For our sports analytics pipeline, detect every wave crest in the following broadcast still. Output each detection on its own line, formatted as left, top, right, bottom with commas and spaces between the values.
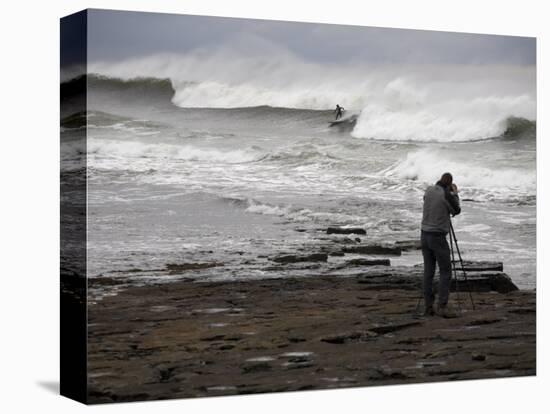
383, 148, 536, 199
87, 139, 260, 165
80, 54, 536, 142
352, 93, 535, 142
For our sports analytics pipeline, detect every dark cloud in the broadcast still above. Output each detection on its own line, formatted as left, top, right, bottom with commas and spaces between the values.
86, 8, 535, 65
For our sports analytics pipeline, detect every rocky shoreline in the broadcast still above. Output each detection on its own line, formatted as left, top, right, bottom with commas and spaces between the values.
87, 250, 536, 403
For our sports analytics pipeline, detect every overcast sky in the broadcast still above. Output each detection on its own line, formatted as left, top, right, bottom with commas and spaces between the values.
82, 8, 535, 66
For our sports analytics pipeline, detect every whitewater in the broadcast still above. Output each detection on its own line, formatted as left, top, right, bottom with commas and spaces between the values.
87, 53, 536, 142
61, 54, 536, 291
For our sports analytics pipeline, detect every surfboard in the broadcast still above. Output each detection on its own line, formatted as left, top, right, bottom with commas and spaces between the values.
328, 114, 357, 127
329, 119, 346, 126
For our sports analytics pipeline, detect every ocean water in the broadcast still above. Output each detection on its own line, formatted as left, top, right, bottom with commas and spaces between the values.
61, 62, 536, 291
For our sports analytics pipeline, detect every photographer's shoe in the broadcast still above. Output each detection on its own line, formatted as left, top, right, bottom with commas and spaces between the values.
423, 306, 435, 316
435, 305, 459, 319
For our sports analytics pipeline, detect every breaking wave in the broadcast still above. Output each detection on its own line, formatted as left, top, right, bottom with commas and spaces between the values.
63, 51, 536, 142
352, 93, 535, 142
221, 196, 367, 224
87, 139, 261, 165
383, 148, 536, 198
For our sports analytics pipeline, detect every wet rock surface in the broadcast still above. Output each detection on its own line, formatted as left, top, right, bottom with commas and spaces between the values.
165, 262, 224, 274
393, 240, 422, 251
271, 253, 328, 264
88, 271, 535, 403
327, 227, 367, 235
342, 245, 402, 255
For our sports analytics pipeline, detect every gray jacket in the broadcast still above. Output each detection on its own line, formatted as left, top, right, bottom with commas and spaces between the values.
421, 182, 461, 234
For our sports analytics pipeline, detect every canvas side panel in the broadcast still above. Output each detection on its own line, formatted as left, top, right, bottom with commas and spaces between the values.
60, 9, 88, 404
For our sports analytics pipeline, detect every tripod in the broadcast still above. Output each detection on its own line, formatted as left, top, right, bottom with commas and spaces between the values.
449, 221, 475, 310
415, 220, 475, 314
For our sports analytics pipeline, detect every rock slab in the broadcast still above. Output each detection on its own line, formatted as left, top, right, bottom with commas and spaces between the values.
87, 272, 535, 403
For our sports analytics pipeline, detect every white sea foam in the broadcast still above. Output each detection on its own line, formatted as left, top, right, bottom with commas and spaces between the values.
245, 202, 292, 217
244, 199, 317, 222
455, 223, 493, 233
384, 148, 536, 195
352, 93, 534, 142
88, 50, 535, 142
88, 122, 162, 136
240, 197, 373, 225
87, 139, 260, 165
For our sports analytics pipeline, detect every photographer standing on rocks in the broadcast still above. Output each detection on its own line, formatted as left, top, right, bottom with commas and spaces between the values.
421, 172, 461, 317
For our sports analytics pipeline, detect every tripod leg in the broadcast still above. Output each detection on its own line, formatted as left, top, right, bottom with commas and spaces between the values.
449, 227, 461, 311
450, 222, 476, 310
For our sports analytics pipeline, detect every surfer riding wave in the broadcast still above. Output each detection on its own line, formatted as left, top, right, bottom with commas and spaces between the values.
334, 104, 345, 120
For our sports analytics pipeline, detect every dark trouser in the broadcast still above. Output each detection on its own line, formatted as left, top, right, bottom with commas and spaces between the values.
421, 230, 452, 309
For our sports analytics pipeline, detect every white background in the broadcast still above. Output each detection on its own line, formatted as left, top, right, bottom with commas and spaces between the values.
0, 0, 548, 412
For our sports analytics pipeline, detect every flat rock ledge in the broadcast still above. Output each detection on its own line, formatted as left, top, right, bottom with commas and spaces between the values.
327, 227, 367, 235
271, 253, 328, 264
353, 265, 518, 294
87, 271, 535, 403
342, 245, 402, 255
